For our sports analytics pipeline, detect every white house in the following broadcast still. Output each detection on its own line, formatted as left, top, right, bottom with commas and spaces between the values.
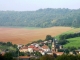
19, 46, 28, 52
28, 45, 35, 53
41, 45, 50, 52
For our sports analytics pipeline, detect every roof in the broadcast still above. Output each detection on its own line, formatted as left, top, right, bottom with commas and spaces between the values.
42, 45, 49, 49
20, 46, 28, 50
28, 45, 35, 48
1, 51, 5, 56
75, 49, 80, 52
33, 47, 39, 51
19, 56, 30, 58
55, 52, 64, 55
47, 51, 52, 53
39, 49, 44, 52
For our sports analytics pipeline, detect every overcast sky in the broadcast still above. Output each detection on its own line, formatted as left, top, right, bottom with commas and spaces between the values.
0, 0, 80, 11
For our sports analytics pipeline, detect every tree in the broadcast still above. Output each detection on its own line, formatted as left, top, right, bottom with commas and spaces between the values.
45, 35, 53, 41
40, 55, 54, 60
4, 52, 13, 60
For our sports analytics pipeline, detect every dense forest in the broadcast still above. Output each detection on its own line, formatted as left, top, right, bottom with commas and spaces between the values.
0, 8, 80, 28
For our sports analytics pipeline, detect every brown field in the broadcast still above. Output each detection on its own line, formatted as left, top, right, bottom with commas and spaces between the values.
0, 27, 72, 44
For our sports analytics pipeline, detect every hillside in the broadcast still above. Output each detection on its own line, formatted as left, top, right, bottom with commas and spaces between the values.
64, 37, 80, 48
55, 28, 80, 48
0, 27, 72, 44
0, 8, 80, 27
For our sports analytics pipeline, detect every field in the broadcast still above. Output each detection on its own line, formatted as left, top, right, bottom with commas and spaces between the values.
64, 37, 80, 48
0, 27, 72, 44
55, 28, 80, 40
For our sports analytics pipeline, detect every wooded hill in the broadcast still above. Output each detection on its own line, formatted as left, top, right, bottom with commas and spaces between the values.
0, 8, 80, 27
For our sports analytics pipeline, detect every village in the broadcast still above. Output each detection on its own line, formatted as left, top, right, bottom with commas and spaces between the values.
19, 38, 64, 55
18, 38, 64, 60
0, 36, 80, 60
18, 36, 80, 60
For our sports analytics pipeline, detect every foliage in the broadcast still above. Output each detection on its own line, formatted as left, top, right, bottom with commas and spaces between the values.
59, 32, 80, 40
0, 42, 17, 51
55, 54, 80, 60
0, 8, 80, 27
40, 54, 55, 60
58, 39, 69, 45
58, 32, 80, 45
45, 35, 53, 40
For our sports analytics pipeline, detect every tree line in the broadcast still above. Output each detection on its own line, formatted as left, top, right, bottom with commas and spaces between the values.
0, 42, 17, 48
0, 8, 80, 28
59, 32, 80, 40
1, 53, 80, 60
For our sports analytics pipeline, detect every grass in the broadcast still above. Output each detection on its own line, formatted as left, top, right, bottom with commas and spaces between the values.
0, 26, 41, 30
55, 28, 80, 40
0, 45, 16, 51
55, 28, 80, 48
64, 37, 80, 48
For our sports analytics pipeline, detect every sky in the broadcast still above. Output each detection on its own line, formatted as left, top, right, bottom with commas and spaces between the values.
0, 0, 80, 11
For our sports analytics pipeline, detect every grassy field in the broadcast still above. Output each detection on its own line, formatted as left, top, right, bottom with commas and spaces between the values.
55, 28, 80, 40
64, 37, 80, 48
0, 45, 16, 51
0, 27, 72, 44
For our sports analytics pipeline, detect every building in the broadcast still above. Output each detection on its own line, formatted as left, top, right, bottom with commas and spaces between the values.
28, 45, 35, 53
75, 49, 80, 54
41, 44, 50, 52
52, 39, 64, 55
19, 46, 28, 52
52, 39, 63, 52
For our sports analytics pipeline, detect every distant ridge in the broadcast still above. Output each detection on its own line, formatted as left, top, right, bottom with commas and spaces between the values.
0, 8, 80, 28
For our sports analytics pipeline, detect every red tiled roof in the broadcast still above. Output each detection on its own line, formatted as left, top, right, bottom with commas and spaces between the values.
33, 47, 39, 51
55, 52, 64, 55
28, 45, 35, 48
42, 45, 49, 49
20, 46, 28, 50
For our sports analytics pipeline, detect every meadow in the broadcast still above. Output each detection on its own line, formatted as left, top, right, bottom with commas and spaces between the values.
64, 37, 80, 48
55, 28, 80, 40
0, 27, 72, 44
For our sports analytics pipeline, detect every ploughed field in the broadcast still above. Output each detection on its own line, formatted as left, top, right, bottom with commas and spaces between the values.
0, 27, 72, 44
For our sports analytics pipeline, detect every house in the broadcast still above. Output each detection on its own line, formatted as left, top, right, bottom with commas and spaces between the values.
17, 44, 23, 49
39, 49, 45, 55
44, 41, 48, 44
69, 51, 74, 55
75, 49, 80, 54
46, 51, 53, 55
28, 45, 35, 53
19, 56, 30, 60
41, 45, 50, 52
35, 44, 40, 47
19, 46, 28, 52
0, 51, 5, 56
54, 52, 64, 56
33, 47, 39, 52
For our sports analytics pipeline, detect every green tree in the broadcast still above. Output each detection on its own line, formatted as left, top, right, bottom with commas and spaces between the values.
4, 52, 13, 60
45, 35, 53, 40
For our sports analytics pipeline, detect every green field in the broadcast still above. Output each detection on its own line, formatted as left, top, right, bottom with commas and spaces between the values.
0, 45, 16, 51
64, 37, 80, 48
55, 28, 80, 48
55, 28, 80, 40
0, 26, 41, 30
